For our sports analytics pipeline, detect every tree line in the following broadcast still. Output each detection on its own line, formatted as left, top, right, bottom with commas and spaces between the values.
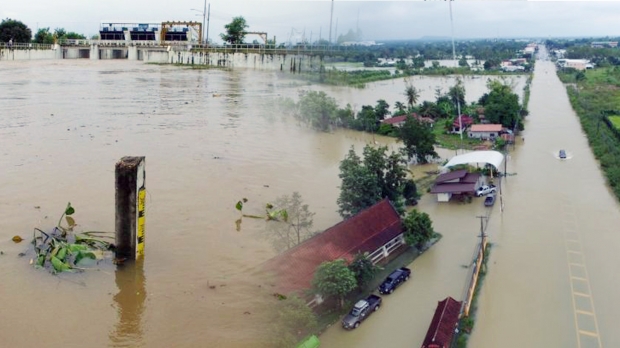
0, 18, 87, 44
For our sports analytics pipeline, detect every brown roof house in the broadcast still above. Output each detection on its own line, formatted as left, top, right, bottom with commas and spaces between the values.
430, 169, 482, 202
421, 297, 462, 348
468, 124, 503, 140
263, 198, 406, 306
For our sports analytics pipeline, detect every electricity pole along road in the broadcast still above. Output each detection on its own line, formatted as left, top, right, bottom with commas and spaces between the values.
469, 46, 620, 348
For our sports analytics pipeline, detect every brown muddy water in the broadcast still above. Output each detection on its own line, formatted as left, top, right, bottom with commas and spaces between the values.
0, 60, 525, 348
320, 51, 620, 348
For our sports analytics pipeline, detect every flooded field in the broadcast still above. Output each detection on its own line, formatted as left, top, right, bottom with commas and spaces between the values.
0, 60, 525, 347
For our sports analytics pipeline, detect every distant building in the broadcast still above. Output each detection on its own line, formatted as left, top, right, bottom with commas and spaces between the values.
591, 41, 618, 48
557, 59, 593, 71
382, 114, 435, 128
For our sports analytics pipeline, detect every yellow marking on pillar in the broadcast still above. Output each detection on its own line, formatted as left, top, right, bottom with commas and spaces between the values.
136, 187, 146, 258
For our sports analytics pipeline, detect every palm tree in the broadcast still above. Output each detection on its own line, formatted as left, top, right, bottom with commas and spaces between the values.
404, 85, 419, 109
394, 101, 406, 114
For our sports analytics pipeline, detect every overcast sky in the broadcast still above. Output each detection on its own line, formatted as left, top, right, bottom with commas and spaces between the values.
3, 1, 620, 43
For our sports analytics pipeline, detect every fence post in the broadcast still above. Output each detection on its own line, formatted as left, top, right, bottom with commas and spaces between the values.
115, 156, 146, 260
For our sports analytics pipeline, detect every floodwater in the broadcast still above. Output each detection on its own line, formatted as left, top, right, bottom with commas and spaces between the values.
0, 60, 525, 347
319, 47, 620, 348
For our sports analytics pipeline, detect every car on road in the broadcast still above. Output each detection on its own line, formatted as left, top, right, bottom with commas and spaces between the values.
342, 294, 382, 330
484, 194, 496, 207
378, 267, 411, 295
559, 149, 566, 159
476, 184, 497, 197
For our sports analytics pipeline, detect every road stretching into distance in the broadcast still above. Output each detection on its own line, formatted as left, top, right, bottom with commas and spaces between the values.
320, 46, 620, 348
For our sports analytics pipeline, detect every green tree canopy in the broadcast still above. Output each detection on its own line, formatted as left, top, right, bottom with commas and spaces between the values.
337, 147, 382, 218
404, 84, 420, 109
374, 99, 390, 120
337, 145, 412, 218
348, 253, 378, 289
479, 79, 522, 129
403, 209, 435, 249
0, 18, 32, 43
33, 27, 54, 44
398, 115, 439, 164
220, 16, 249, 44
312, 259, 357, 308
297, 90, 338, 131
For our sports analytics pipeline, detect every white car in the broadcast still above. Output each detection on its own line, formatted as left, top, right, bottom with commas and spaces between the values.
476, 184, 497, 197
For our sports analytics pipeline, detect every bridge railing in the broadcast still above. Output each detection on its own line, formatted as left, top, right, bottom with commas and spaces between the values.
0, 42, 54, 50
54, 39, 357, 55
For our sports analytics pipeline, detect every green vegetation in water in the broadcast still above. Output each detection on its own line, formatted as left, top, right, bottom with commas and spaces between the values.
558, 67, 620, 200
30, 202, 114, 274
432, 123, 484, 150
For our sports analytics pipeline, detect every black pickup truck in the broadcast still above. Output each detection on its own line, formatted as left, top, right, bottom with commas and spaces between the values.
341, 294, 382, 330
378, 267, 411, 294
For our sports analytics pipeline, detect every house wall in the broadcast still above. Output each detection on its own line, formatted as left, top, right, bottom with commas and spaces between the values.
437, 193, 451, 202
468, 131, 499, 140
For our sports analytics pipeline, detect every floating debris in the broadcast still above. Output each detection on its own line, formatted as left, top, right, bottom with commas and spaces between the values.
12, 236, 23, 243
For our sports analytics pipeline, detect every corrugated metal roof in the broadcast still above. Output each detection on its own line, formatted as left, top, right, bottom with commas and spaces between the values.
430, 182, 476, 194
435, 169, 468, 184
421, 297, 462, 348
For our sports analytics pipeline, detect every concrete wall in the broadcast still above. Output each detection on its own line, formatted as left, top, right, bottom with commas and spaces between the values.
143, 50, 323, 73
0, 47, 61, 60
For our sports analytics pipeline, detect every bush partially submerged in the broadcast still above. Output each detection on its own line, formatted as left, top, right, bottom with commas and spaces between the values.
31, 202, 114, 274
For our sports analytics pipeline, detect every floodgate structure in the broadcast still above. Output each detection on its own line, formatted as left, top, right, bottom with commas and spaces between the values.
0, 21, 354, 72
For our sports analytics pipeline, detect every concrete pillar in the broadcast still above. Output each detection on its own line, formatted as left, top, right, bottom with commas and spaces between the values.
128, 46, 138, 61
90, 45, 99, 60
115, 157, 146, 260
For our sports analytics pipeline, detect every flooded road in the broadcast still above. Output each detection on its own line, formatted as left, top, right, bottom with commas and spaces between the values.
319, 48, 620, 348
0, 60, 524, 347
469, 49, 620, 348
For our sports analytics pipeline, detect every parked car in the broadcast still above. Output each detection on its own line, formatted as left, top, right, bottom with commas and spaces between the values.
484, 194, 496, 207
342, 294, 382, 330
378, 267, 411, 295
559, 149, 566, 159
476, 184, 497, 197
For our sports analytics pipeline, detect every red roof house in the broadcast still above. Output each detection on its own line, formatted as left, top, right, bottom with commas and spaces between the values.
263, 198, 403, 297
452, 115, 474, 133
382, 114, 435, 127
421, 297, 462, 348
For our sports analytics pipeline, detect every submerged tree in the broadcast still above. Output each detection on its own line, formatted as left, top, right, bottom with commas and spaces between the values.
265, 192, 316, 252
297, 90, 338, 131
348, 253, 379, 289
479, 79, 522, 129
403, 209, 435, 249
312, 259, 357, 309
398, 115, 439, 164
337, 145, 412, 217
268, 295, 318, 348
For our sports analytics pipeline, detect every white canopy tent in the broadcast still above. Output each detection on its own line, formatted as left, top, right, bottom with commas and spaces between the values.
443, 151, 505, 171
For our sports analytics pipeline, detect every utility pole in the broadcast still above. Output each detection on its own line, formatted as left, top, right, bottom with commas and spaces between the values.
449, 0, 463, 148
329, 0, 334, 45
476, 215, 487, 239
206, 3, 210, 45
202, 0, 206, 44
